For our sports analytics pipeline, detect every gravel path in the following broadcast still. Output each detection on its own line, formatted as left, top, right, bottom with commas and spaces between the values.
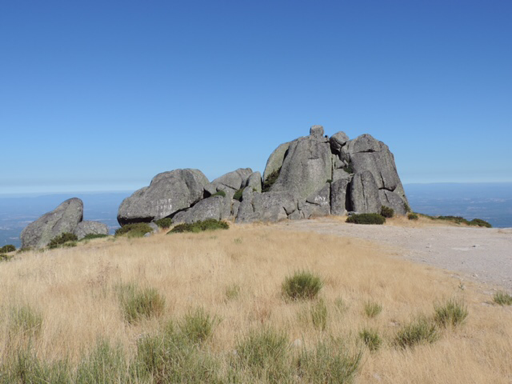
276, 218, 512, 291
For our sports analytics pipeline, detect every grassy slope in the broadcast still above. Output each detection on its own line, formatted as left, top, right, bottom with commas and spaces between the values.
1, 221, 511, 383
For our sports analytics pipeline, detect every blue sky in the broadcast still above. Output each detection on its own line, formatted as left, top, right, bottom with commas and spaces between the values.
1, 1, 511, 195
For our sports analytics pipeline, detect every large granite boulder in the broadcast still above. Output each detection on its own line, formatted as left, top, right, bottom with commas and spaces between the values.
330, 178, 351, 216
262, 142, 291, 182
117, 169, 209, 225
349, 171, 382, 214
74, 221, 109, 240
21, 198, 84, 249
269, 126, 332, 201
236, 189, 297, 223
172, 195, 231, 224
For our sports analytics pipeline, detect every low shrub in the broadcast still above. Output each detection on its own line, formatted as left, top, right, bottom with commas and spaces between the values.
262, 168, 281, 192
117, 283, 165, 324
0, 253, 13, 262
380, 206, 394, 218
211, 190, 226, 198
342, 161, 354, 174
48, 232, 78, 249
233, 188, 245, 201
81, 233, 109, 241
282, 270, 323, 301
9, 304, 43, 337
76, 339, 127, 383
469, 218, 492, 228
233, 327, 290, 382
168, 219, 229, 234
364, 301, 382, 318
493, 291, 512, 306
180, 308, 217, 345
154, 217, 173, 229
359, 328, 382, 351
310, 299, 328, 331
346, 213, 386, 225
434, 298, 468, 327
408, 212, 419, 220
225, 284, 241, 300
394, 316, 440, 349
297, 338, 362, 383
0, 244, 16, 253
115, 223, 153, 238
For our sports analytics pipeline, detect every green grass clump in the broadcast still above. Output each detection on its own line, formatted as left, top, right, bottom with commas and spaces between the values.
211, 190, 226, 198
81, 233, 109, 241
468, 218, 492, 228
380, 206, 394, 218
493, 291, 512, 306
233, 188, 245, 201
282, 270, 323, 301
435, 216, 492, 228
179, 308, 217, 345
117, 283, 165, 324
0, 253, 13, 262
115, 223, 153, 238
262, 167, 281, 192
48, 232, 78, 249
0, 244, 16, 253
297, 338, 362, 383
364, 301, 382, 318
168, 219, 229, 234
76, 339, 127, 384
310, 299, 328, 331
359, 328, 382, 351
9, 304, 43, 337
233, 327, 291, 382
346, 213, 386, 225
434, 298, 468, 328
408, 212, 419, 220
154, 217, 173, 229
394, 316, 440, 349
225, 284, 241, 301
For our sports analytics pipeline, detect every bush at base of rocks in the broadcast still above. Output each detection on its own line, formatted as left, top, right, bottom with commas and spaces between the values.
154, 217, 173, 229
380, 206, 394, 218
168, 219, 229, 234
48, 233, 78, 249
0, 244, 16, 253
115, 223, 154, 238
346, 214, 386, 225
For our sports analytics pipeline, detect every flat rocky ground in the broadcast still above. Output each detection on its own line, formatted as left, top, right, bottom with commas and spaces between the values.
276, 217, 512, 292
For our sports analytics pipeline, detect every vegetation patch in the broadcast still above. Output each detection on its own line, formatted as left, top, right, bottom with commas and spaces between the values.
211, 190, 226, 198
408, 212, 419, 220
380, 206, 394, 218
310, 298, 328, 331
168, 219, 229, 234
434, 215, 492, 228
394, 316, 440, 349
433, 298, 468, 328
262, 167, 281, 192
154, 217, 173, 229
0, 253, 13, 262
48, 232, 78, 249
364, 301, 383, 318
0, 244, 16, 253
81, 233, 109, 241
115, 223, 153, 238
9, 304, 43, 338
493, 291, 512, 306
179, 308, 217, 345
359, 328, 382, 351
233, 188, 245, 201
116, 283, 165, 324
282, 270, 323, 301
346, 213, 386, 225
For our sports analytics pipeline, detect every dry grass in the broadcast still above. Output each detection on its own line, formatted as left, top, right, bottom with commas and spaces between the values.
1, 222, 511, 382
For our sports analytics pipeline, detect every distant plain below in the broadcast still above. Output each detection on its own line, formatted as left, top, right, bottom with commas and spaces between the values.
1, 183, 511, 249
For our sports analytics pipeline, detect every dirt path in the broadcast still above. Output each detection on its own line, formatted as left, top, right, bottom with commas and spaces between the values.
275, 218, 512, 292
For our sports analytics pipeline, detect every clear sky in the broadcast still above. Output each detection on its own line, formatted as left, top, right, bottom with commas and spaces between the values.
1, 0, 511, 195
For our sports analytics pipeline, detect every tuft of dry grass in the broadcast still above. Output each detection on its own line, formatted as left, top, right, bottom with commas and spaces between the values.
0, 223, 511, 382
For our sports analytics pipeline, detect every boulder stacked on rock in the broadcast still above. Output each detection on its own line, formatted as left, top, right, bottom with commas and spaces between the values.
21, 198, 109, 249
115, 126, 409, 226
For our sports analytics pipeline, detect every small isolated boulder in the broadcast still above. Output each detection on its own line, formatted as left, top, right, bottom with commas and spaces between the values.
117, 169, 209, 225
309, 125, 325, 138
74, 221, 109, 240
21, 198, 84, 249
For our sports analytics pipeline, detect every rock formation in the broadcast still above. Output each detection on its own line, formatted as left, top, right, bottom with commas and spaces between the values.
21, 198, 108, 248
116, 126, 409, 226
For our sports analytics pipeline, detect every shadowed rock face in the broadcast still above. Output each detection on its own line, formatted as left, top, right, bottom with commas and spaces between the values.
113, 126, 409, 226
117, 169, 209, 225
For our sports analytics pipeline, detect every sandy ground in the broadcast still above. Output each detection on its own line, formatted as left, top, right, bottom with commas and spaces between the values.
275, 217, 512, 292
